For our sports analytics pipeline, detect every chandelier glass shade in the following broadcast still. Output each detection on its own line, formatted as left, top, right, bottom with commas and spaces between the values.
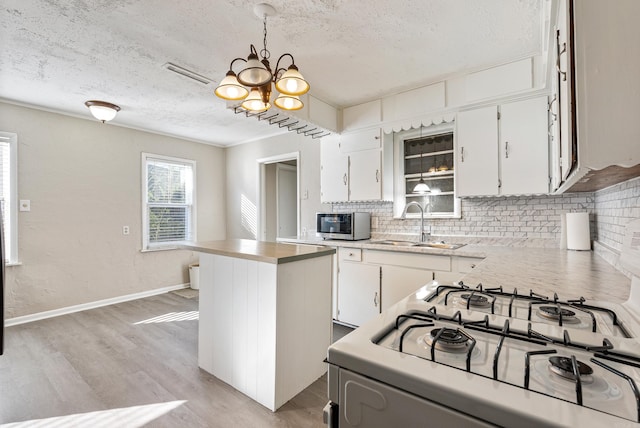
214, 3, 310, 113
214, 71, 250, 100
241, 87, 271, 112
274, 93, 303, 111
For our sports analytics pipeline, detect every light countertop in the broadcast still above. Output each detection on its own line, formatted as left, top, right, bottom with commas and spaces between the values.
280, 236, 632, 304
180, 239, 335, 264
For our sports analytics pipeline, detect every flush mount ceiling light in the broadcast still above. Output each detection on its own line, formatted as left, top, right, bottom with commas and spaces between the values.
214, 3, 310, 113
84, 100, 120, 123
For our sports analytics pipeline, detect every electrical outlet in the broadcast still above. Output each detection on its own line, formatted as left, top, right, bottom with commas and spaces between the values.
123, 226, 130, 235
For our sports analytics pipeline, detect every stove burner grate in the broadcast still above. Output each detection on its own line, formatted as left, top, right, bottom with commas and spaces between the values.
538, 306, 580, 323
423, 328, 470, 353
549, 356, 594, 382
460, 293, 491, 308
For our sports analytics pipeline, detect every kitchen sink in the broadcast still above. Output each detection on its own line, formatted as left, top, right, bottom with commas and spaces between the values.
370, 240, 416, 247
370, 240, 465, 250
412, 242, 466, 250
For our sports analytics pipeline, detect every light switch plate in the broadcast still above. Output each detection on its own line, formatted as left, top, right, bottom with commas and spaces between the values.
19, 200, 30, 211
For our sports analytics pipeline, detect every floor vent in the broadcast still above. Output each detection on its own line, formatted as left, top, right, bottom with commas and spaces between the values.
163, 62, 213, 85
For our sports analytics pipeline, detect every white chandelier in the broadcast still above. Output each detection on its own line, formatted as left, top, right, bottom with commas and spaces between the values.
214, 3, 310, 113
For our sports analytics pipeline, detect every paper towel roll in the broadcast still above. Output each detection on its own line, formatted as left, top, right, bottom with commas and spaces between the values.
566, 212, 591, 251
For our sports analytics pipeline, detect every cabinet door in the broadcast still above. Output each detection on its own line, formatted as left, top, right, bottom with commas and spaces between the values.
381, 265, 433, 312
557, 0, 575, 181
320, 136, 349, 202
337, 262, 380, 327
340, 128, 382, 152
456, 106, 499, 197
349, 149, 382, 201
499, 97, 549, 195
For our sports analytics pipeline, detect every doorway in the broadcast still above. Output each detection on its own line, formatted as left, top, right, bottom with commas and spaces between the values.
257, 152, 300, 242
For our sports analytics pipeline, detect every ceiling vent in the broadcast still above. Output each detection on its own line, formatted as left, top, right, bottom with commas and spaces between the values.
163, 62, 213, 85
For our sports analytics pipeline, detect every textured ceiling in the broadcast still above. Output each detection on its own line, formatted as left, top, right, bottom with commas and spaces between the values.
0, 0, 543, 146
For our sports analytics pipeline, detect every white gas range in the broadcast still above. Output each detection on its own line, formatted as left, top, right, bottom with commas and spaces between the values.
325, 220, 640, 427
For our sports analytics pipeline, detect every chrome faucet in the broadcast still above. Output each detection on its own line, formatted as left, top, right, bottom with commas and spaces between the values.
401, 201, 429, 242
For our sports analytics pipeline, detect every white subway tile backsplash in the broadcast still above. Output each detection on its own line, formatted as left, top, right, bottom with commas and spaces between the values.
331, 177, 640, 251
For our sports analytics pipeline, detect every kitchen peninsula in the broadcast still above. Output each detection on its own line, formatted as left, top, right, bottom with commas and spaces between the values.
180, 239, 335, 411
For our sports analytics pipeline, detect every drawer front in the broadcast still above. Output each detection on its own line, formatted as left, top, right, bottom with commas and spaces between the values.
339, 247, 362, 262
365, 250, 451, 271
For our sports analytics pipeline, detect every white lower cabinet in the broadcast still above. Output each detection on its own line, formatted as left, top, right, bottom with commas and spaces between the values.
380, 265, 433, 312
336, 248, 485, 327
337, 259, 381, 327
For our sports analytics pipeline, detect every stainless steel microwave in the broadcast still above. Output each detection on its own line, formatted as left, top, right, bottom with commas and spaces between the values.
317, 212, 371, 241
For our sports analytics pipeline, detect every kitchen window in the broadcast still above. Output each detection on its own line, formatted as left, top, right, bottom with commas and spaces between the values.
392, 126, 460, 218
0, 132, 18, 264
142, 153, 196, 250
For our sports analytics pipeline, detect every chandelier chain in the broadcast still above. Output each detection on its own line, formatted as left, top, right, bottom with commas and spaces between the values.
261, 14, 270, 60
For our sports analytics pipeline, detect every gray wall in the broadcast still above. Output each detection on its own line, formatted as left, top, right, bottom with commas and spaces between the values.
1, 102, 226, 318
225, 131, 325, 240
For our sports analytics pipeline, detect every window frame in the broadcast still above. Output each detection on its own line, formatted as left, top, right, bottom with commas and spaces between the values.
392, 124, 461, 219
141, 152, 197, 251
0, 132, 18, 265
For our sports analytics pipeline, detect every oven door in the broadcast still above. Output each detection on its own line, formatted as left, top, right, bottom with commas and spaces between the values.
334, 369, 495, 427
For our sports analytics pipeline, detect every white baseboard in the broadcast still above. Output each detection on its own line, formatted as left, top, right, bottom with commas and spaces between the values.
5, 283, 191, 327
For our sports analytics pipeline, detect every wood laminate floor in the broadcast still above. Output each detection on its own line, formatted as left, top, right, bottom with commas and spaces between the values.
0, 292, 353, 427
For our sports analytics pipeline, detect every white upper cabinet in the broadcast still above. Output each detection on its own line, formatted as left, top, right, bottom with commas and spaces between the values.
552, 0, 640, 192
342, 100, 382, 132
349, 148, 382, 201
340, 128, 381, 153
320, 136, 349, 202
456, 96, 549, 197
320, 129, 387, 203
500, 97, 549, 195
456, 106, 500, 197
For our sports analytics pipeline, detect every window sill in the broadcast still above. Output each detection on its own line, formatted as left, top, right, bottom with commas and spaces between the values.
5, 261, 22, 267
141, 245, 179, 253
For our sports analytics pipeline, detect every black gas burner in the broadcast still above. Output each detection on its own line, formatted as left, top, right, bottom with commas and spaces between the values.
460, 293, 491, 308
548, 356, 594, 382
538, 306, 579, 323
423, 328, 470, 353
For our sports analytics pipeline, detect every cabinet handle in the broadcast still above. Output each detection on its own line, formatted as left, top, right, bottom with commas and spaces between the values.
373, 292, 379, 307
460, 146, 465, 163
470, 264, 476, 269
505, 141, 509, 159
548, 94, 558, 122
556, 33, 567, 81
375, 169, 380, 182
343, 173, 347, 185
349, 252, 354, 257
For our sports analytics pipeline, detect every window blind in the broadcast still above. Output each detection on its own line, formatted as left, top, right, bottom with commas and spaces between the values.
145, 157, 194, 245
